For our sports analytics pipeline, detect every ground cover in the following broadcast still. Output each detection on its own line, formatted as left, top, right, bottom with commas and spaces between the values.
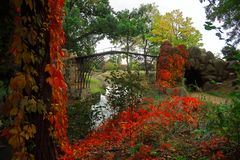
64, 91, 238, 159
65, 69, 239, 160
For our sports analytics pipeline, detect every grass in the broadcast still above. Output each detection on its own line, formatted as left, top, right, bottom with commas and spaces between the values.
88, 77, 105, 94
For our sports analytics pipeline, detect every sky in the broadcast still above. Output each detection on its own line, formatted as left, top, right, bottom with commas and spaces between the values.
96, 0, 227, 56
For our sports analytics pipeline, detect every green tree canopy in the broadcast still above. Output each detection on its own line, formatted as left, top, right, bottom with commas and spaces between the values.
111, 9, 141, 51
63, 0, 117, 55
134, 3, 159, 55
200, 0, 240, 45
110, 9, 143, 70
149, 9, 203, 47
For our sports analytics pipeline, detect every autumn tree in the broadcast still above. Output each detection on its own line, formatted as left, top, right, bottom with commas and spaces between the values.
0, 0, 69, 159
149, 10, 203, 47
63, 0, 116, 55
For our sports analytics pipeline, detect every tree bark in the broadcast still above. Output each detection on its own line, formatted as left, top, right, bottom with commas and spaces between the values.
21, 1, 57, 159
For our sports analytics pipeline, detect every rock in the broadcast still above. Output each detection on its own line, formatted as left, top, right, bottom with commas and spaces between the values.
203, 82, 216, 91
199, 64, 205, 70
188, 47, 202, 59
185, 47, 236, 91
202, 75, 217, 81
206, 51, 215, 59
204, 64, 216, 73
199, 54, 207, 63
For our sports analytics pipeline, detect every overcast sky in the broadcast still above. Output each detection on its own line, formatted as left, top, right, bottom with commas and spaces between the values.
97, 0, 226, 55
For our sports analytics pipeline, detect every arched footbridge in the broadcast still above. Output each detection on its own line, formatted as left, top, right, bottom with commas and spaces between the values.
63, 48, 158, 98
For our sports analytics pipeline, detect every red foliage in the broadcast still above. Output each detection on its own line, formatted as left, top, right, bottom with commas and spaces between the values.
200, 136, 227, 160
156, 41, 189, 90
46, 0, 74, 158
60, 96, 203, 159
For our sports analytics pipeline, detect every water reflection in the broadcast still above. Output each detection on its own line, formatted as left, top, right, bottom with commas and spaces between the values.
91, 87, 113, 127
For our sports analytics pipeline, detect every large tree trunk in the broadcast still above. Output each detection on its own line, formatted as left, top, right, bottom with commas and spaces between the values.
12, 1, 57, 159
31, 42, 56, 159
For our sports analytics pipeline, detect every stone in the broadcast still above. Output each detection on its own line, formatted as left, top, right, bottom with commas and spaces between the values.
203, 81, 215, 91
188, 47, 202, 59
206, 51, 215, 59
185, 46, 235, 91
202, 75, 217, 81
205, 64, 216, 73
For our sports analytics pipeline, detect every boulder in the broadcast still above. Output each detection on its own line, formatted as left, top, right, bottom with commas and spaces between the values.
188, 47, 202, 59
206, 51, 215, 60
186, 47, 232, 91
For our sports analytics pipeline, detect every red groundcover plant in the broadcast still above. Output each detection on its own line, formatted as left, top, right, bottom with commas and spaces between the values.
58, 96, 204, 159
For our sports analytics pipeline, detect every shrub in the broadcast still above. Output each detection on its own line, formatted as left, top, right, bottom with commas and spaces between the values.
105, 70, 145, 113
102, 61, 117, 71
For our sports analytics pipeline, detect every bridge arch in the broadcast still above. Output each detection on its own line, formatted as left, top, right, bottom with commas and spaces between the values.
63, 48, 158, 98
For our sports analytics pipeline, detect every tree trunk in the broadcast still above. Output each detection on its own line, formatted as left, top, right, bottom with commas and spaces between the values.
31, 115, 57, 160
21, 1, 57, 159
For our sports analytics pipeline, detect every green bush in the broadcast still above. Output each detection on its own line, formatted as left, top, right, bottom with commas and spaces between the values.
105, 70, 145, 113
102, 61, 117, 71
204, 92, 240, 149
67, 100, 95, 142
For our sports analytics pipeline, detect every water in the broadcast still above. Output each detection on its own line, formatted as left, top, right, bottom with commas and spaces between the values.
91, 87, 113, 127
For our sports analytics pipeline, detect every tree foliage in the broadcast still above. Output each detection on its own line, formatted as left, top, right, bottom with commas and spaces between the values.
221, 45, 240, 61
111, 9, 140, 49
63, 0, 116, 55
110, 9, 143, 70
133, 4, 159, 75
156, 41, 189, 90
134, 3, 159, 54
0, 0, 70, 159
149, 10, 203, 47
200, 0, 240, 84
200, 0, 240, 45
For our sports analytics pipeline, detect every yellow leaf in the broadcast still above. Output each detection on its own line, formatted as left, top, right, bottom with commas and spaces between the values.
10, 73, 26, 90
10, 107, 18, 116
11, 0, 23, 8
37, 100, 46, 114
16, 111, 24, 123
9, 135, 19, 147
29, 99, 37, 112
32, 85, 39, 92
31, 124, 36, 134
9, 127, 19, 134
22, 52, 32, 64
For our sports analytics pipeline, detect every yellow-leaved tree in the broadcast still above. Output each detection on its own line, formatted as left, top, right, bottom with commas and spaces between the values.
149, 9, 203, 47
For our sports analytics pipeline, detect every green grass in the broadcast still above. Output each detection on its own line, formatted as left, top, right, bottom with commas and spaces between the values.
88, 77, 105, 94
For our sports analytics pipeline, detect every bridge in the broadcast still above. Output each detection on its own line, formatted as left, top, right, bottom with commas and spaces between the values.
63, 47, 158, 98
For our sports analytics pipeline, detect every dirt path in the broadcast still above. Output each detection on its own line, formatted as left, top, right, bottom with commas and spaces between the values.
190, 92, 232, 105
